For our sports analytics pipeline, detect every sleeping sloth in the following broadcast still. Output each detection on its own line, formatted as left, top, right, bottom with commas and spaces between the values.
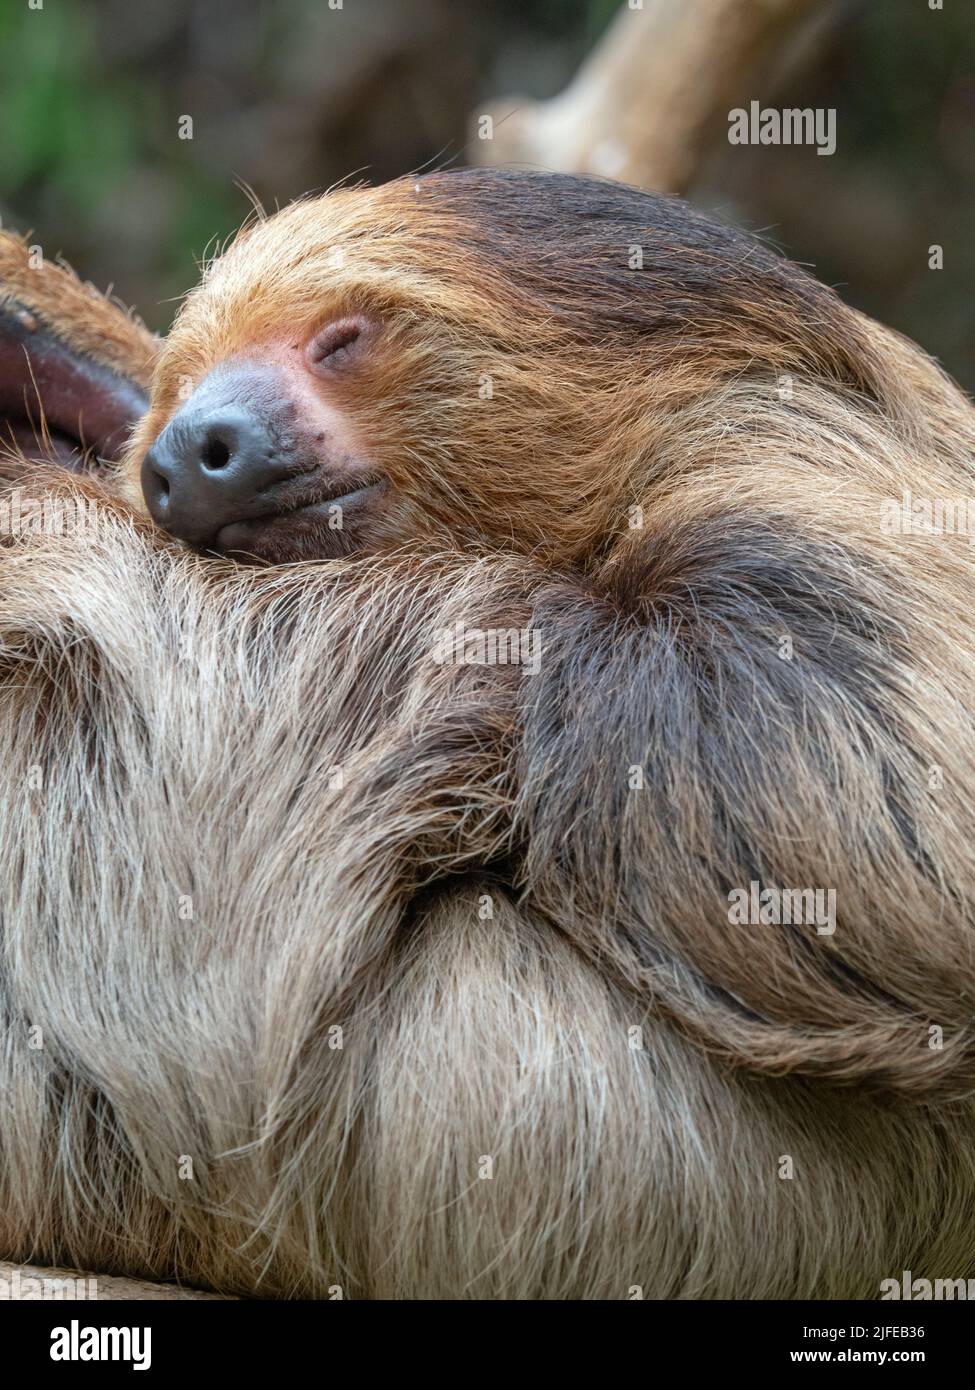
118, 169, 975, 1099
3, 173, 975, 1297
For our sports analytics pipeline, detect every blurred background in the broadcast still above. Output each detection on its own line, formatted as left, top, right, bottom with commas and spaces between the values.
0, 0, 972, 386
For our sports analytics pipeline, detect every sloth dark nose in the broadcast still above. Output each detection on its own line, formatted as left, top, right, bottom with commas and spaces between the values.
141, 406, 280, 547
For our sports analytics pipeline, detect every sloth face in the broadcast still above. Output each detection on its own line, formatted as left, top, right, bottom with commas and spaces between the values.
123, 172, 536, 564
124, 168, 860, 565
136, 313, 395, 562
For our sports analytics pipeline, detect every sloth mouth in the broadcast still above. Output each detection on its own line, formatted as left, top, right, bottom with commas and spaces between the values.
212, 476, 388, 561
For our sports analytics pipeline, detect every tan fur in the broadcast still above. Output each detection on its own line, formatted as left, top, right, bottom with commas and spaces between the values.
122, 171, 975, 1097
1, 498, 973, 1298
0, 231, 157, 386
2, 171, 975, 1296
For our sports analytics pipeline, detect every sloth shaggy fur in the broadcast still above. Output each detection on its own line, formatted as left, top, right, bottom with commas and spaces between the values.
1, 171, 975, 1296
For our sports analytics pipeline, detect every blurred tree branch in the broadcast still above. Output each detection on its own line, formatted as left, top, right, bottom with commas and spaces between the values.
468, 0, 821, 194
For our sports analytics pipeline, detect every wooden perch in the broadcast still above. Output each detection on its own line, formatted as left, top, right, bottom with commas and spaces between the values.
0, 1259, 232, 1300
468, 0, 820, 195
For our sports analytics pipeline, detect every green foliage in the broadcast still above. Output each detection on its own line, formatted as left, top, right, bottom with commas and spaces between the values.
0, 5, 137, 197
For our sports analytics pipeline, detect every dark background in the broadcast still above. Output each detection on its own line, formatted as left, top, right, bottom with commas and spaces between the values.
0, 0, 972, 388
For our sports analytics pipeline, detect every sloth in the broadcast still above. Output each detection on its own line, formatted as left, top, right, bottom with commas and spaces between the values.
3, 175, 975, 1298
121, 168, 975, 1097
0, 231, 155, 477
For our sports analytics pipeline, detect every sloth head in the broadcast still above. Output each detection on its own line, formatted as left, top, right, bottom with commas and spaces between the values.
124, 169, 872, 565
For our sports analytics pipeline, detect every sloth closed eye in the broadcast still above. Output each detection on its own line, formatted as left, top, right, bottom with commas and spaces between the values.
305, 318, 368, 371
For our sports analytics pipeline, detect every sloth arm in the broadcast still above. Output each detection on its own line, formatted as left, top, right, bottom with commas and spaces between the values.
503, 490, 975, 1099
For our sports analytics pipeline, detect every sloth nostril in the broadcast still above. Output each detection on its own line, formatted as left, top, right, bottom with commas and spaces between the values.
140, 405, 281, 548
202, 436, 231, 471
